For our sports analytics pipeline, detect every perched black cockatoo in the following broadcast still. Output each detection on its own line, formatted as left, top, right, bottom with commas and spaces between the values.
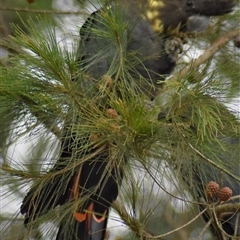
20, 1, 236, 240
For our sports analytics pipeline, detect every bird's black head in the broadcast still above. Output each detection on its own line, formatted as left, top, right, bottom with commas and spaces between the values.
160, 0, 236, 32
185, 0, 235, 16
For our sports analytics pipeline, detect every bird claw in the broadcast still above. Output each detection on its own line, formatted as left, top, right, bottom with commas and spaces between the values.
165, 37, 183, 55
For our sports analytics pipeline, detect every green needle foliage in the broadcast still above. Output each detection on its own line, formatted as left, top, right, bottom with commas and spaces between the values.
0, 1, 239, 239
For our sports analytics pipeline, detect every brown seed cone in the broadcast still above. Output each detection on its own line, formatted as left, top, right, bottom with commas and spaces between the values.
89, 133, 100, 142
106, 108, 118, 118
218, 187, 233, 202
206, 181, 220, 198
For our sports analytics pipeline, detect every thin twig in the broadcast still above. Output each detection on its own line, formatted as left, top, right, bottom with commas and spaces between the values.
0, 6, 88, 15
234, 213, 240, 238
188, 143, 240, 182
163, 204, 188, 240
215, 202, 240, 217
113, 200, 155, 239
212, 204, 234, 239
149, 208, 208, 239
194, 219, 212, 240
166, 27, 240, 85
114, 200, 208, 240
2, 143, 108, 179
141, 160, 204, 206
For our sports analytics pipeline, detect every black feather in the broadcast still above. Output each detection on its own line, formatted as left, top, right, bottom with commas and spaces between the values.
159, 0, 235, 32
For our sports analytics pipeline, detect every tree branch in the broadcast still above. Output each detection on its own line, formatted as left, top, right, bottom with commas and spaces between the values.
215, 202, 240, 217
166, 27, 240, 85
0, 6, 88, 15
188, 143, 240, 182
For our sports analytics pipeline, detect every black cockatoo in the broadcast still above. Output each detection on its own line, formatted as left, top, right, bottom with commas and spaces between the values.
20, 1, 236, 240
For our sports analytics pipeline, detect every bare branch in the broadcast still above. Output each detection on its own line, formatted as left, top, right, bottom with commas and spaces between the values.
0, 6, 88, 15
188, 143, 240, 182
166, 27, 240, 85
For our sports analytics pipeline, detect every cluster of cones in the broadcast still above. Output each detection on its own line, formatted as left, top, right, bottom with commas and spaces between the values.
206, 181, 233, 202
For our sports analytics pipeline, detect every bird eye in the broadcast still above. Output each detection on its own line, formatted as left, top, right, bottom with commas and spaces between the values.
186, 0, 193, 7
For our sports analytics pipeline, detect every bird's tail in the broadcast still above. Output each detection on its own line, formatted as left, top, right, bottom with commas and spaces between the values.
56, 202, 109, 240
55, 164, 112, 240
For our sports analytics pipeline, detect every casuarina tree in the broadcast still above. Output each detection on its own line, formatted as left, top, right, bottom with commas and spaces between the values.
0, 0, 239, 240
